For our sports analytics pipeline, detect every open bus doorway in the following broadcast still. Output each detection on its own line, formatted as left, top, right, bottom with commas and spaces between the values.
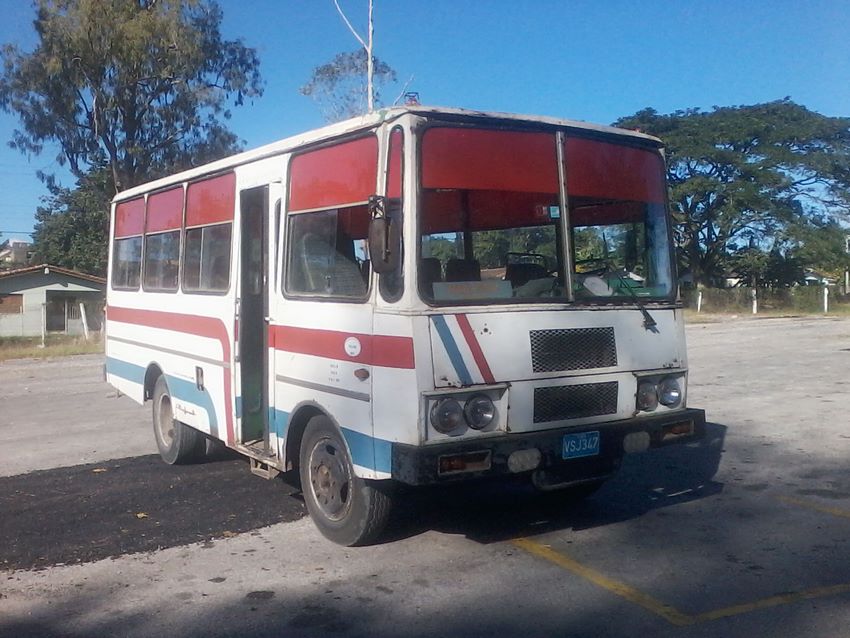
238, 185, 269, 448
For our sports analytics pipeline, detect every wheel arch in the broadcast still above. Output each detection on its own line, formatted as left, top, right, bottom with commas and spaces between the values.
283, 401, 346, 473
144, 363, 164, 402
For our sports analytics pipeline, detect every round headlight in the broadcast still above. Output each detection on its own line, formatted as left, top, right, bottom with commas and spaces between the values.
637, 381, 658, 411
659, 377, 682, 407
430, 398, 465, 434
464, 395, 496, 430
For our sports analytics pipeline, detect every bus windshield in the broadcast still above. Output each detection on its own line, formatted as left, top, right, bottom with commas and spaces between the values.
417, 127, 675, 304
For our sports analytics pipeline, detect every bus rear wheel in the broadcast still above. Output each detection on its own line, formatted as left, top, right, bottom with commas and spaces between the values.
152, 376, 205, 465
299, 416, 391, 546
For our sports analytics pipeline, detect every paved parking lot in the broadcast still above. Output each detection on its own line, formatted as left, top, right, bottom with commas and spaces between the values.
2, 316, 850, 637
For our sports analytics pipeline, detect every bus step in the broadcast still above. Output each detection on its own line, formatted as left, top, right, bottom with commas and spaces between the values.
249, 457, 280, 480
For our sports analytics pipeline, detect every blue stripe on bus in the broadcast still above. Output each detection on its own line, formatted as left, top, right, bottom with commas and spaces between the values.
271, 407, 289, 438
108, 358, 390, 474
431, 315, 473, 386
168, 376, 218, 438
342, 427, 392, 475
272, 409, 390, 474
105, 356, 145, 385
105, 357, 218, 438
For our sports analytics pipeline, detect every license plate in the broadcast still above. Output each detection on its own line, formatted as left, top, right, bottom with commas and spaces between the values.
562, 431, 600, 459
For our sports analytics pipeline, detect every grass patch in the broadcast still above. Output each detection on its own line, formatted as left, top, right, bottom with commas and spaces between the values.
0, 335, 104, 361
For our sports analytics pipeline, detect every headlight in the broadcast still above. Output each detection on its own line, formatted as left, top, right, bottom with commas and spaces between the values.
637, 381, 658, 411
659, 377, 682, 407
430, 398, 465, 434
464, 395, 496, 430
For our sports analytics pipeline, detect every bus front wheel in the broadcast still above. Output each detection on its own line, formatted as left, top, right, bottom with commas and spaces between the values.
151, 376, 205, 465
299, 416, 391, 546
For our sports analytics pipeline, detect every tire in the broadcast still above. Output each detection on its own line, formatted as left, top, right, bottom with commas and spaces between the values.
204, 435, 231, 461
299, 416, 392, 546
151, 375, 205, 465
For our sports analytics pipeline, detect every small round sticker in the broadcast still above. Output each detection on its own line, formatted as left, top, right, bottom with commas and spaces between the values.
344, 337, 362, 358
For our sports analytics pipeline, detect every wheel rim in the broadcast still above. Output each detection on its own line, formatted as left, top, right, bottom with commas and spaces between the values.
155, 393, 176, 448
307, 435, 353, 522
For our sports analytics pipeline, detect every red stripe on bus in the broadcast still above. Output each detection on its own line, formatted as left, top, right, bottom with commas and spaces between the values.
271, 325, 415, 369
106, 306, 234, 445
455, 314, 496, 384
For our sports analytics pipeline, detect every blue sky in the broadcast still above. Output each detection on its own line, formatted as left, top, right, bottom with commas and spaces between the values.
0, 0, 848, 241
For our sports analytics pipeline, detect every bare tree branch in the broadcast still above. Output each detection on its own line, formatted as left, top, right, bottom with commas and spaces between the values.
333, 0, 368, 49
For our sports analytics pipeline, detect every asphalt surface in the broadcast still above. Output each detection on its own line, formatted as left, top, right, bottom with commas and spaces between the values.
0, 455, 305, 571
2, 317, 850, 638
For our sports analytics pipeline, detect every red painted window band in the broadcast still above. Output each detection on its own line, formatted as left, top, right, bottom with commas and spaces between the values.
566, 137, 666, 204
114, 198, 145, 238
289, 136, 378, 212
387, 129, 404, 199
421, 128, 559, 194
146, 187, 184, 233
186, 173, 236, 227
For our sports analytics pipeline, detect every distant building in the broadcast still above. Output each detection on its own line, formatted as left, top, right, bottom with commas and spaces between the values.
0, 238, 32, 266
0, 264, 105, 338
802, 269, 833, 286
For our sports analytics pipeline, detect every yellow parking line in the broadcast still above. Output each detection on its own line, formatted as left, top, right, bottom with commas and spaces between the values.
778, 495, 850, 520
692, 583, 850, 623
512, 537, 850, 627
511, 538, 694, 626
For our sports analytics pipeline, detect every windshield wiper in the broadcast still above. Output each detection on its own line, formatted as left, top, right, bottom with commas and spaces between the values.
611, 270, 658, 332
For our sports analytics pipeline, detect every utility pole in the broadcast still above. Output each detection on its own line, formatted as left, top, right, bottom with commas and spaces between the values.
333, 0, 374, 112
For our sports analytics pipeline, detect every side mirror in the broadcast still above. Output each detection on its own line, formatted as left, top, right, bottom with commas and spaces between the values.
368, 195, 402, 274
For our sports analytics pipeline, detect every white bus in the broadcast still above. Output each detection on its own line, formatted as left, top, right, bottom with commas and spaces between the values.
105, 106, 705, 545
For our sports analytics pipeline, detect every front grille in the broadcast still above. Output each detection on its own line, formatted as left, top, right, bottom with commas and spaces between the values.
533, 381, 619, 423
530, 327, 617, 373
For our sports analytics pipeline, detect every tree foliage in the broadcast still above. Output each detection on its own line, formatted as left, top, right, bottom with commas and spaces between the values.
615, 100, 850, 286
0, 0, 263, 193
300, 49, 396, 122
31, 165, 112, 276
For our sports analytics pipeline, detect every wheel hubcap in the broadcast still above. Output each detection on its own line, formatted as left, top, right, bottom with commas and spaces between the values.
156, 395, 175, 447
308, 438, 352, 521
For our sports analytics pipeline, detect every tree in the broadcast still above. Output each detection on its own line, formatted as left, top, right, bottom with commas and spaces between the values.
615, 100, 850, 286
31, 166, 112, 276
0, 0, 263, 193
788, 214, 849, 277
300, 49, 396, 122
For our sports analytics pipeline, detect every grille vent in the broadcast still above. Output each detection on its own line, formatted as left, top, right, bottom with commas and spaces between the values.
530, 327, 617, 373
533, 381, 619, 423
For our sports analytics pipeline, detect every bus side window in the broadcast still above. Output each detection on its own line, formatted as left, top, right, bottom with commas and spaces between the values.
111, 198, 144, 290
183, 223, 232, 293
285, 135, 377, 301
183, 174, 235, 294
143, 231, 180, 292
286, 208, 367, 299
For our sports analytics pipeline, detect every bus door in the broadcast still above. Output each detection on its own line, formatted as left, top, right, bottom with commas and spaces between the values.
237, 185, 269, 449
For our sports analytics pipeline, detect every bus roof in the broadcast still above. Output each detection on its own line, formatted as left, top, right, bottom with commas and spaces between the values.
113, 106, 664, 203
